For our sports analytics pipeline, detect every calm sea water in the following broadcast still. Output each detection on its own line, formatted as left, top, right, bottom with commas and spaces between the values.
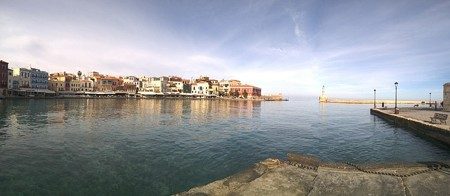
0, 98, 449, 195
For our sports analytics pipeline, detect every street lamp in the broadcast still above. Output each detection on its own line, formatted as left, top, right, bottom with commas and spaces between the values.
429, 92, 432, 107
373, 89, 376, 108
394, 82, 398, 114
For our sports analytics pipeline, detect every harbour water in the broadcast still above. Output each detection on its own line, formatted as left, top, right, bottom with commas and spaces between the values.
0, 98, 449, 195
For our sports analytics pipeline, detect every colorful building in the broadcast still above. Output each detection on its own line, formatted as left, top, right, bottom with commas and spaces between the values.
209, 79, 220, 95
230, 84, 261, 98
48, 72, 75, 92
96, 77, 120, 92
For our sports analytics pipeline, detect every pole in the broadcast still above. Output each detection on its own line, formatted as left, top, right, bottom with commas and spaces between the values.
429, 92, 431, 107
374, 89, 376, 108
394, 82, 398, 114
395, 84, 397, 109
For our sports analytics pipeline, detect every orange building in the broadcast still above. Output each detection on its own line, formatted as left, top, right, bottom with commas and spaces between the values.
230, 84, 261, 98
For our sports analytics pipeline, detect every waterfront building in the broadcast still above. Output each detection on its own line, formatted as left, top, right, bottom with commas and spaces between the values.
168, 76, 184, 93
0, 60, 8, 95
182, 79, 192, 93
48, 72, 75, 92
69, 79, 81, 92
219, 79, 231, 96
116, 83, 137, 93
96, 76, 120, 92
148, 77, 169, 93
12, 68, 31, 88
123, 76, 140, 88
87, 71, 120, 92
29, 68, 48, 89
209, 79, 220, 95
444, 83, 450, 111
79, 76, 94, 92
7, 69, 20, 90
230, 84, 261, 98
139, 76, 151, 92
191, 81, 209, 95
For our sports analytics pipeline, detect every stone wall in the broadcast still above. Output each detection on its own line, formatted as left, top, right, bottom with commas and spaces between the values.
444, 83, 450, 111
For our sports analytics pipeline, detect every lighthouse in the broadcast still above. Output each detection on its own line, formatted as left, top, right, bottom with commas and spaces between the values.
319, 85, 328, 103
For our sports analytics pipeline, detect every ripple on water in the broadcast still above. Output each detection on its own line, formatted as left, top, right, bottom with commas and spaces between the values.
0, 98, 449, 195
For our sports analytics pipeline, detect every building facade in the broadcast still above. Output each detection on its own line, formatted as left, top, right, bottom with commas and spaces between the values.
7, 69, 19, 90
123, 76, 140, 88
444, 83, 450, 111
12, 68, 31, 88
96, 77, 120, 92
0, 60, 8, 92
230, 85, 261, 98
191, 81, 209, 95
144, 77, 169, 93
30, 68, 49, 89
48, 72, 75, 92
168, 76, 184, 93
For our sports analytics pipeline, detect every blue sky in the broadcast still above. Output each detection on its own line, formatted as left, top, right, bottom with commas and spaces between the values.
1, 0, 449, 99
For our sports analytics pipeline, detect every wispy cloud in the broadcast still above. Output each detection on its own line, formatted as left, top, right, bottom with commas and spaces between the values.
0, 0, 449, 99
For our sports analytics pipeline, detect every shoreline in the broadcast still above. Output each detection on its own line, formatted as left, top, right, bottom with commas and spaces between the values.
0, 95, 287, 102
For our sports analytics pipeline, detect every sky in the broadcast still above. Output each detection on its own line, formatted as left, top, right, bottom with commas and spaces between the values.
1, 0, 449, 99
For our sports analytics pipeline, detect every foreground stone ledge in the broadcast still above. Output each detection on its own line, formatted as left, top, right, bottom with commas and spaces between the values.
176, 154, 450, 196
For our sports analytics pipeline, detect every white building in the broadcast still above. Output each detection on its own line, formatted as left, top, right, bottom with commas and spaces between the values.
139, 76, 151, 92
123, 76, 140, 88
191, 81, 209, 95
219, 79, 230, 96
138, 76, 169, 93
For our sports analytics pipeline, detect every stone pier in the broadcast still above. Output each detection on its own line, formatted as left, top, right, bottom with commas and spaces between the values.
370, 108, 450, 146
177, 154, 449, 196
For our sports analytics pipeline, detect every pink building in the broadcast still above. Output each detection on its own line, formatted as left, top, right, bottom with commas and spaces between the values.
230, 84, 261, 98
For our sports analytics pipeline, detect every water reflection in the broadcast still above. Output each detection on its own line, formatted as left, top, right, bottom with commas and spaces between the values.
0, 98, 448, 195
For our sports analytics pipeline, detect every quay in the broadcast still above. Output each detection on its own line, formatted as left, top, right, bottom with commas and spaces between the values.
370, 108, 450, 146
326, 99, 422, 105
178, 153, 449, 195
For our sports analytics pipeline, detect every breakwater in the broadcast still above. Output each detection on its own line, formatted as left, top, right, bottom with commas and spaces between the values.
326, 99, 422, 104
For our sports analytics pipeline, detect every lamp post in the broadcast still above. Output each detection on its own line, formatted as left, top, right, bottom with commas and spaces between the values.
394, 82, 398, 114
373, 89, 376, 108
429, 92, 431, 107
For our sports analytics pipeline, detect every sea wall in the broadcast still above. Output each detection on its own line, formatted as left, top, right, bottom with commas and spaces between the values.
370, 109, 450, 146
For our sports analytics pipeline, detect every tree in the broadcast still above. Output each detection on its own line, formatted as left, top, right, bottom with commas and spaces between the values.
243, 90, 248, 99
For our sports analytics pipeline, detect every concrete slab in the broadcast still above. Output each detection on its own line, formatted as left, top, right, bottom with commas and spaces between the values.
405, 170, 450, 196
237, 165, 317, 196
308, 167, 405, 196
177, 156, 450, 196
